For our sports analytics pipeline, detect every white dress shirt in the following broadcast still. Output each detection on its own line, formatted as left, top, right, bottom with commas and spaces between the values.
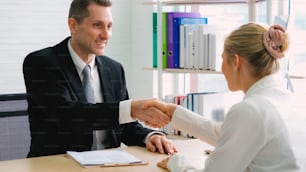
67, 40, 162, 147
167, 74, 300, 172
67, 40, 135, 124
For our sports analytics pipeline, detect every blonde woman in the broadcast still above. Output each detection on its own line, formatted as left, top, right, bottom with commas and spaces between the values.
145, 23, 299, 172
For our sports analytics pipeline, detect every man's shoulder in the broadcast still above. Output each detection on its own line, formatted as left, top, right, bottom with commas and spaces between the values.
23, 47, 55, 67
25, 37, 69, 61
27, 47, 54, 57
96, 55, 122, 67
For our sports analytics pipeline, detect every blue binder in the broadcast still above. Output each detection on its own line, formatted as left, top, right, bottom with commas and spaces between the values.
173, 17, 208, 68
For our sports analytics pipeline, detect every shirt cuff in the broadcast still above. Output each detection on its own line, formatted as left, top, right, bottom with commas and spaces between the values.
167, 153, 198, 172
119, 100, 136, 124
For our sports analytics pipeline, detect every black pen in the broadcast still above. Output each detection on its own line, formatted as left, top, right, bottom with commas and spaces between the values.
204, 149, 211, 155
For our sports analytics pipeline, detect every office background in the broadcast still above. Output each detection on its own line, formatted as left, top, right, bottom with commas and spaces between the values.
0, 0, 305, 98
0, 0, 154, 99
0, 0, 305, 165
0, 0, 154, 161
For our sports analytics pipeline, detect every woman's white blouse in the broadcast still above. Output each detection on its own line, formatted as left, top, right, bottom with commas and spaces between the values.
167, 74, 300, 172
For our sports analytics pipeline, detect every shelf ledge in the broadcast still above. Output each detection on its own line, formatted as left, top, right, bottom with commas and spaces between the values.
143, 0, 265, 6
144, 67, 222, 74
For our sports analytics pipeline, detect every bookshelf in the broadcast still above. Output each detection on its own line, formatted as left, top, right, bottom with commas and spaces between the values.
143, 67, 222, 74
144, 0, 268, 99
143, 0, 265, 5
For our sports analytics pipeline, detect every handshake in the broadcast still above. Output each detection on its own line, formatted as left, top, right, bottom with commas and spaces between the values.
131, 98, 178, 128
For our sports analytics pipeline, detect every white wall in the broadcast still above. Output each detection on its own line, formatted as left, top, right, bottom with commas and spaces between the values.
0, 0, 154, 99
0, 0, 71, 93
107, 0, 154, 99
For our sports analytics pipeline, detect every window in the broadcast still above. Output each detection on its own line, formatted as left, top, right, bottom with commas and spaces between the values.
287, 0, 306, 95
154, 0, 306, 99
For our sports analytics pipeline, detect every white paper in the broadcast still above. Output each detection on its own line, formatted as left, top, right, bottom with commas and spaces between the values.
67, 148, 143, 166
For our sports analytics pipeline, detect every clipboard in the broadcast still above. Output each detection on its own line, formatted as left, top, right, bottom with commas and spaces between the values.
67, 148, 148, 168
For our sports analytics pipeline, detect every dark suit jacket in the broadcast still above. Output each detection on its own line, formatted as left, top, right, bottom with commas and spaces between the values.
23, 37, 154, 157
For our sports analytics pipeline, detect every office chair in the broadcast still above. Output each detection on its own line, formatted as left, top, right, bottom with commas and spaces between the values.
0, 93, 30, 161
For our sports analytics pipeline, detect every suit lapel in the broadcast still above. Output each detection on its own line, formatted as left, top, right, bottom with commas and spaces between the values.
54, 38, 87, 102
96, 57, 114, 102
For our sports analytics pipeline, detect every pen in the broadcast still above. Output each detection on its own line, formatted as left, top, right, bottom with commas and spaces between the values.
204, 149, 211, 155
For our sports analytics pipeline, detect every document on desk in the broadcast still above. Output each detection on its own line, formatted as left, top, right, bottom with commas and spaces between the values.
67, 148, 148, 168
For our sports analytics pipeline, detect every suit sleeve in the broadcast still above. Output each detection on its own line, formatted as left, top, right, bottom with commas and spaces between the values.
23, 51, 120, 131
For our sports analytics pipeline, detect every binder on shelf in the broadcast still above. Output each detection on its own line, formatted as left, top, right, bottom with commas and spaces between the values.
153, 13, 157, 68
173, 17, 207, 69
152, 12, 168, 69
199, 29, 209, 70
167, 12, 201, 68
197, 24, 217, 70
187, 92, 224, 122
185, 27, 201, 70
208, 33, 217, 71
185, 29, 195, 69
186, 91, 224, 138
162, 13, 168, 69
181, 23, 210, 69
197, 92, 224, 122
163, 94, 187, 136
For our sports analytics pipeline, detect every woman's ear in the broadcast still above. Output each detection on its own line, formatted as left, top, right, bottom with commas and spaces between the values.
233, 54, 241, 70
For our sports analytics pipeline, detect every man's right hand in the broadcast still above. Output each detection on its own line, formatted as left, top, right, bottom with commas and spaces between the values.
131, 98, 171, 128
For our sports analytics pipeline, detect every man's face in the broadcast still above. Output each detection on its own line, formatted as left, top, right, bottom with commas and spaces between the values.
69, 3, 113, 58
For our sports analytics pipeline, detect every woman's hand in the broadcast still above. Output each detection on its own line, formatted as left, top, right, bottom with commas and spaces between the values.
157, 156, 171, 169
143, 99, 177, 117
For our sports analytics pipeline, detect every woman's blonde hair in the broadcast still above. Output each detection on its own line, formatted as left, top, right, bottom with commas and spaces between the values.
224, 23, 289, 78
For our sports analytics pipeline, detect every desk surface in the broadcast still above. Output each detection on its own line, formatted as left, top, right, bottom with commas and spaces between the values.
0, 138, 212, 172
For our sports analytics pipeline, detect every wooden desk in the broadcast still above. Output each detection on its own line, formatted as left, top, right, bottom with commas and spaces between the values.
0, 138, 212, 172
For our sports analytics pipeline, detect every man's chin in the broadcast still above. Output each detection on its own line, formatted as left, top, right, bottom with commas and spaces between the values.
95, 50, 104, 56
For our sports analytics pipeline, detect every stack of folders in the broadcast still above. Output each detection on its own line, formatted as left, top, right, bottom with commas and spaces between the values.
152, 12, 222, 70
187, 92, 225, 122
67, 148, 148, 168
180, 24, 219, 70
163, 92, 224, 138
153, 12, 207, 69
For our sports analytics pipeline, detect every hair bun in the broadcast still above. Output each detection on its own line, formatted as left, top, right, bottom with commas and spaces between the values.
263, 24, 286, 59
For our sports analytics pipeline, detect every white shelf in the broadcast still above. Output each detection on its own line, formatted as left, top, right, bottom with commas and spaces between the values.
144, 67, 222, 74
143, 0, 265, 6
144, 0, 266, 98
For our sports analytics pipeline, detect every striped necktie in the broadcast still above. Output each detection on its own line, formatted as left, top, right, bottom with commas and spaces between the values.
82, 65, 110, 150
82, 65, 95, 103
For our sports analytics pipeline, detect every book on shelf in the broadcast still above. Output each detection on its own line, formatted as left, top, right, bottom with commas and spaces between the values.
182, 24, 219, 71
163, 94, 187, 136
166, 12, 201, 68
162, 13, 168, 69
163, 92, 224, 137
208, 33, 217, 71
187, 92, 224, 122
66, 148, 148, 168
153, 12, 168, 69
199, 27, 209, 69
185, 26, 207, 70
152, 13, 158, 68
173, 17, 208, 69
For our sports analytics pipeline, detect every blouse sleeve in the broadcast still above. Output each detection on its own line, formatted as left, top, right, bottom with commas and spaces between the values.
170, 106, 222, 146
167, 153, 204, 172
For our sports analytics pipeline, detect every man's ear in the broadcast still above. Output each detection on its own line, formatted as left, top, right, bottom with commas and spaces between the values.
233, 54, 241, 70
68, 18, 78, 34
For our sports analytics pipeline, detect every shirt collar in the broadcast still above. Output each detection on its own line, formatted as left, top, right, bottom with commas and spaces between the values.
245, 73, 284, 98
68, 39, 96, 76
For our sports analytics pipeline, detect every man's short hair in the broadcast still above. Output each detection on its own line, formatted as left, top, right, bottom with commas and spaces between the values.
68, 0, 112, 23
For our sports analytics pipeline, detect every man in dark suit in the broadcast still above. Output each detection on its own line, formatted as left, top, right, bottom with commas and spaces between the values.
23, 0, 176, 158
